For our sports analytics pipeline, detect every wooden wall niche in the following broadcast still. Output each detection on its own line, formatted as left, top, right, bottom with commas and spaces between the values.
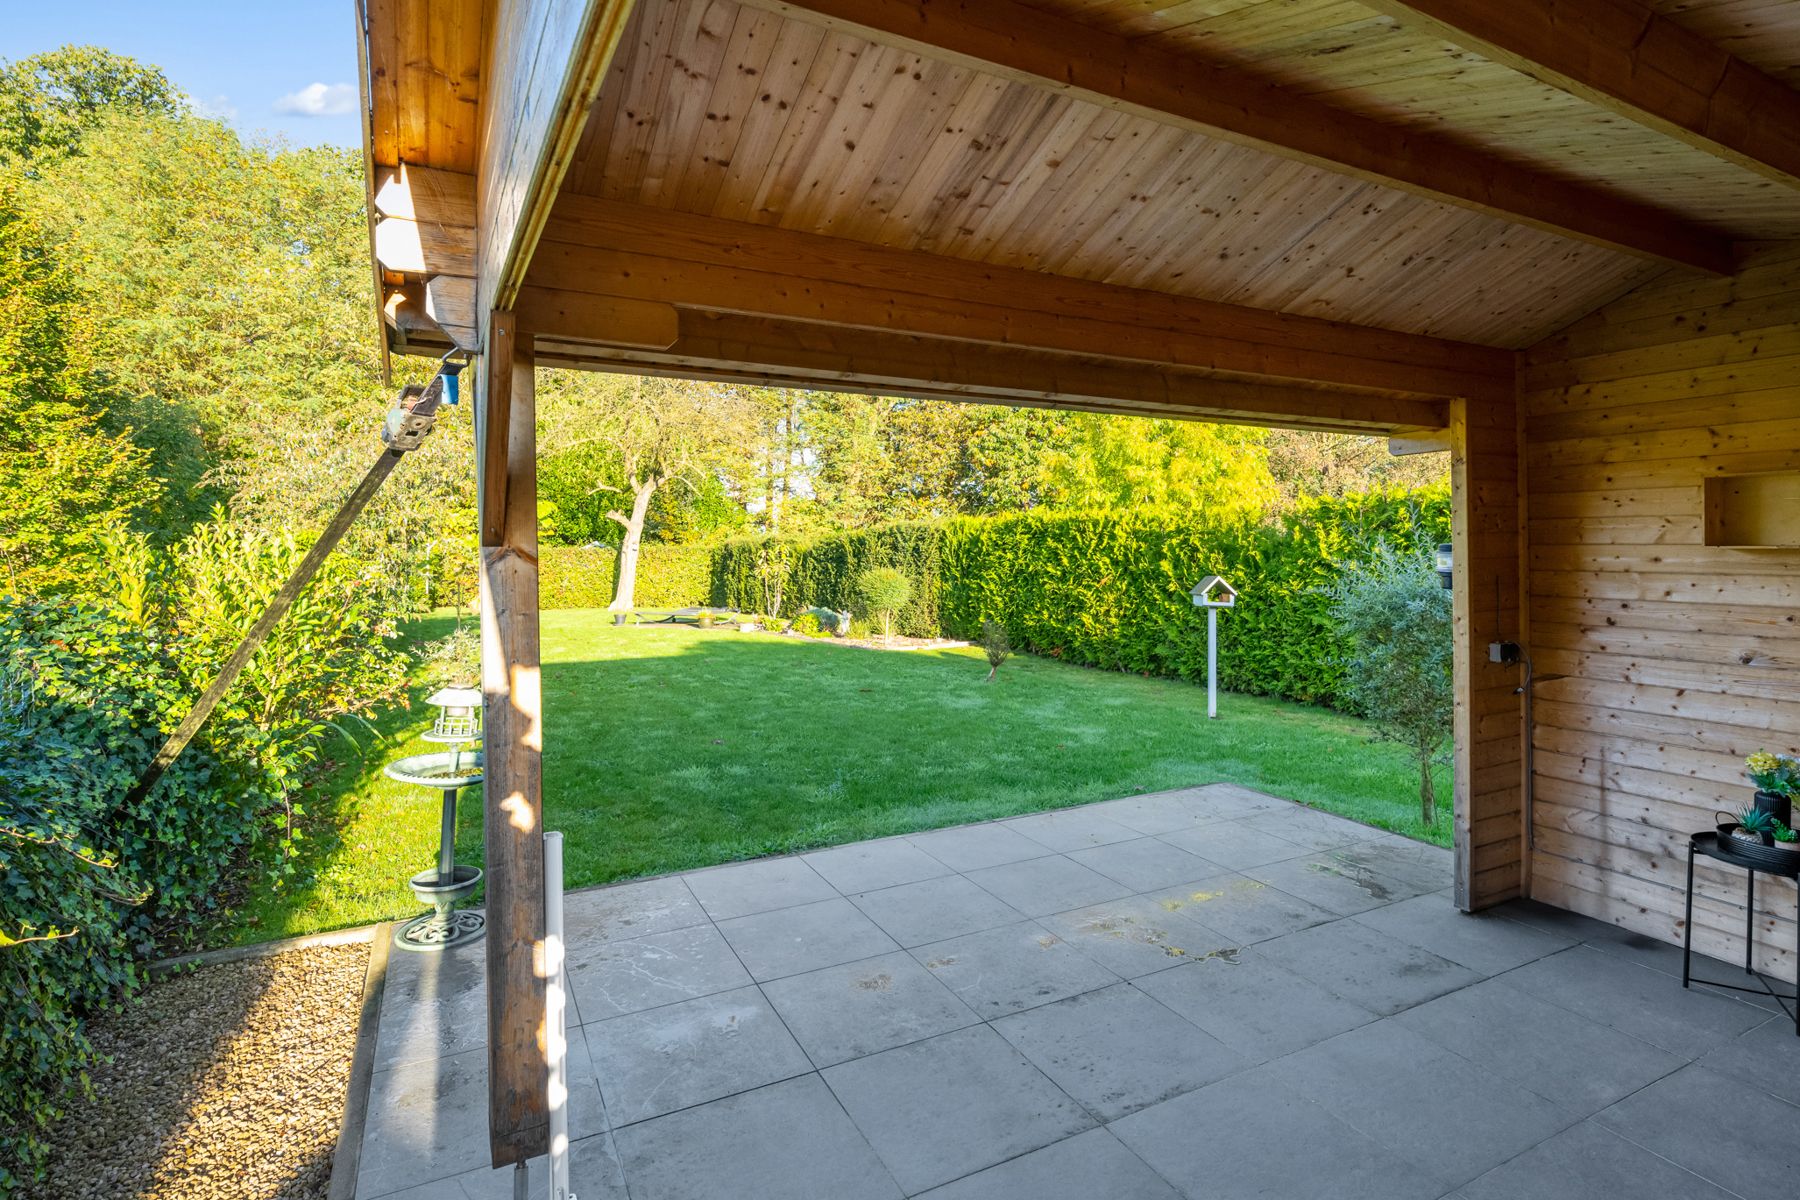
1704, 471, 1800, 549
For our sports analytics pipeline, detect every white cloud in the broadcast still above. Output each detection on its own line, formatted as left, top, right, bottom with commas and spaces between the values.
274, 82, 358, 118
195, 94, 238, 122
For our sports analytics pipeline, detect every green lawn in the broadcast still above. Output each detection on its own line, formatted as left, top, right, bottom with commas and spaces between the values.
218, 611, 1449, 946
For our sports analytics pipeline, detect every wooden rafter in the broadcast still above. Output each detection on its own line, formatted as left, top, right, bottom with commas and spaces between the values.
731, 0, 1735, 275
1361, 0, 1800, 192
531, 197, 1516, 401
529, 306, 1452, 433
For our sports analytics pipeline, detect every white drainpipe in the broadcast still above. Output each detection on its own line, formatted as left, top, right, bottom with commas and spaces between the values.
544, 830, 572, 1200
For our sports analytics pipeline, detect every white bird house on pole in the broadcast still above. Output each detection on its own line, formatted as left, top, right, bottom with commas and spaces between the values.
1190, 576, 1239, 719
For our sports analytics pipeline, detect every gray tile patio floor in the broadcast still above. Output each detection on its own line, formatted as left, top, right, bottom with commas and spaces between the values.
353, 785, 1800, 1200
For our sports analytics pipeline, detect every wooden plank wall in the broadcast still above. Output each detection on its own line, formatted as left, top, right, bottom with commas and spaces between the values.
1522, 242, 1800, 981
1452, 395, 1527, 910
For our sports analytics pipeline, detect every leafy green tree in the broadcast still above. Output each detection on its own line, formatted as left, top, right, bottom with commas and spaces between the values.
0, 177, 158, 596
536, 371, 752, 609
0, 46, 179, 167
1327, 540, 1453, 824
1041, 413, 1276, 518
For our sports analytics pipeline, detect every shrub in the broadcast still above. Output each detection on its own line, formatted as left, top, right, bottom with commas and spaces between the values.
0, 521, 409, 1188
539, 543, 712, 610
1326, 540, 1453, 824
711, 521, 943, 636
856, 567, 912, 642
787, 612, 823, 637
981, 620, 1012, 681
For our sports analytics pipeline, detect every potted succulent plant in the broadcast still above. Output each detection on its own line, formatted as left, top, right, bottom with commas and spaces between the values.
1746, 752, 1799, 829
1732, 806, 1778, 848
1773, 818, 1800, 856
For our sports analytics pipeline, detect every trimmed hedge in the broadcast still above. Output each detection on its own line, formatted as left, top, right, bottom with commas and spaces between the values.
709, 488, 1448, 709
711, 521, 945, 636
540, 544, 713, 610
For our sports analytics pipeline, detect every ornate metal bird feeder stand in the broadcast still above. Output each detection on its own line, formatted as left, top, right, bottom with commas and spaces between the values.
384, 686, 486, 951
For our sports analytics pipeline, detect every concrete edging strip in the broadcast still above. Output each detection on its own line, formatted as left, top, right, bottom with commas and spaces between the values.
148, 922, 382, 978
328, 922, 392, 1200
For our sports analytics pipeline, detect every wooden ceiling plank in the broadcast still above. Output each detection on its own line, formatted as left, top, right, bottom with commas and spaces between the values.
531, 195, 1515, 397
1361, 0, 1800, 191
677, 5, 789, 214
533, 308, 1448, 431
730, 0, 1735, 272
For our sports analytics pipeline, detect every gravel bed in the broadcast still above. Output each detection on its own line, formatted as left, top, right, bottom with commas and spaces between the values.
26, 943, 369, 1200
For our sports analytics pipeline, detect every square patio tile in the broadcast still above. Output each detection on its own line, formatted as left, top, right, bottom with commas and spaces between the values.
1696, 1013, 1800, 1105
585, 985, 811, 1125
614, 1075, 902, 1200
1145, 873, 1336, 943
822, 1024, 1096, 1195
1240, 806, 1380, 852
1263, 1021, 1573, 1185
1502, 945, 1768, 1058
1133, 955, 1376, 1063
908, 823, 1050, 872
1111, 1070, 1448, 1200
1041, 896, 1235, 979
1350, 890, 1575, 976
568, 922, 751, 1021
1067, 837, 1223, 891
966, 855, 1130, 916
803, 838, 952, 893
565, 875, 707, 944
374, 1131, 628, 1200
1393, 977, 1686, 1117
717, 897, 899, 982
992, 983, 1245, 1120
356, 1048, 493, 1198
1084, 793, 1212, 837
913, 921, 1119, 1018
916, 1128, 1180, 1200
374, 942, 490, 1070
1451, 1119, 1735, 1200
1256, 919, 1483, 1016
357, 1033, 610, 1200
683, 856, 836, 920
1244, 853, 1425, 916
1326, 836, 1453, 893
1158, 822, 1309, 870
850, 873, 1023, 947
1003, 808, 1141, 852
1597, 1063, 1800, 1199
761, 950, 979, 1067
1181, 783, 1289, 819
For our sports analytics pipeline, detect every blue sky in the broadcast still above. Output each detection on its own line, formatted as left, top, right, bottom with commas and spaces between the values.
5, 1, 362, 148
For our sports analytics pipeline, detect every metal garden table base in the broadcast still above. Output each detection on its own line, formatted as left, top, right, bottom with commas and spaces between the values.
1683, 831, 1799, 1036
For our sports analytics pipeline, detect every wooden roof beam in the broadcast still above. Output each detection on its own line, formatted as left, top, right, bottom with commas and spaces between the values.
532, 196, 1516, 402
1360, 0, 1800, 193
525, 306, 1452, 433
734, 0, 1734, 275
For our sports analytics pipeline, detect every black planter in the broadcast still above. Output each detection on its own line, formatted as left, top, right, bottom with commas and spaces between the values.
1754, 790, 1792, 830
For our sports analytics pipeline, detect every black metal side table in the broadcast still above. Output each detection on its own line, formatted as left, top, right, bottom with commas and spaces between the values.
1683, 831, 1799, 1035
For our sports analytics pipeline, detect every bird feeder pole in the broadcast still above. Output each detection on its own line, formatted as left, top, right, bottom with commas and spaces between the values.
1190, 576, 1240, 721
1207, 606, 1220, 719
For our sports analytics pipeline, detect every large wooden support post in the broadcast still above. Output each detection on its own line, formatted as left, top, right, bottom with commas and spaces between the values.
478, 312, 548, 1167
1450, 392, 1527, 912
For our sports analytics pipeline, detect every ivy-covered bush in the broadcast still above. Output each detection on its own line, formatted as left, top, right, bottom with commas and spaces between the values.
0, 524, 409, 1190
540, 544, 712, 610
